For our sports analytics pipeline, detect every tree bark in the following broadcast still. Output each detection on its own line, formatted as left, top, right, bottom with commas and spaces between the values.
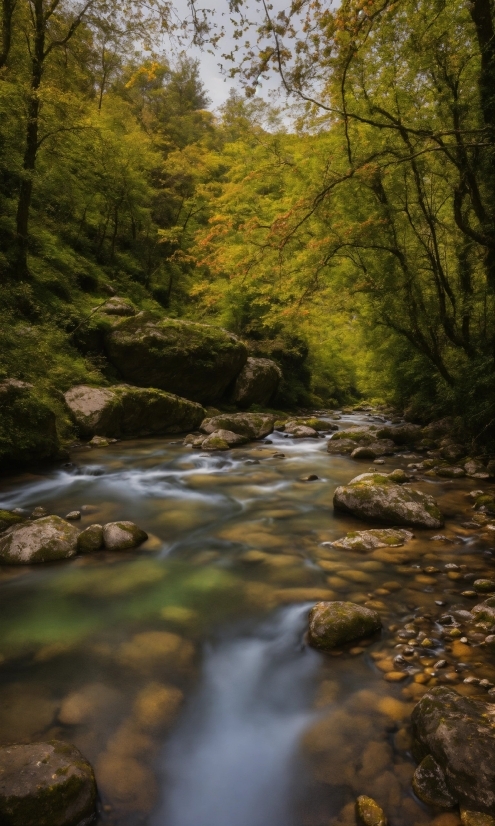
0, 0, 16, 69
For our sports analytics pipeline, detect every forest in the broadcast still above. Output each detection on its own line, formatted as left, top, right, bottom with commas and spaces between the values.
1, 0, 495, 450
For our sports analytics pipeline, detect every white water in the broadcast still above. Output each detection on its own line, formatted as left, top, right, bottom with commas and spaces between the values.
152, 605, 321, 826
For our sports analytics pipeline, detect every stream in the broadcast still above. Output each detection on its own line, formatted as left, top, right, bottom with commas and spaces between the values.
1, 411, 494, 826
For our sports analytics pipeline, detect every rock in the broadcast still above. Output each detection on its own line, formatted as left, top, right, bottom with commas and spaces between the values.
0, 740, 96, 826
31, 506, 48, 518
461, 810, 495, 826
327, 438, 360, 454
474, 580, 495, 593
288, 425, 318, 438
117, 631, 194, 674
0, 516, 78, 565
465, 459, 489, 478
77, 524, 104, 554
351, 441, 396, 460
65, 511, 81, 521
331, 528, 413, 553
471, 597, 495, 625
307, 601, 382, 651
412, 754, 457, 808
65, 384, 204, 439
201, 430, 247, 450
333, 472, 443, 529
285, 418, 338, 432
441, 444, 466, 463
422, 418, 455, 440
376, 424, 422, 444
331, 428, 376, 444
0, 509, 24, 533
88, 436, 110, 447
356, 795, 388, 826
230, 357, 282, 408
104, 314, 248, 404
102, 522, 148, 551
99, 296, 136, 316
487, 461, 495, 478
0, 379, 59, 466
411, 686, 495, 814
133, 682, 183, 730
200, 412, 275, 440
436, 466, 466, 478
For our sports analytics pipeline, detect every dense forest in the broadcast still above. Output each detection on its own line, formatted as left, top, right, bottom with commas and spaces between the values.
1, 0, 495, 450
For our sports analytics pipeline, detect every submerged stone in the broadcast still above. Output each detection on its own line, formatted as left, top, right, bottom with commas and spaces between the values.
356, 795, 387, 826
0, 740, 96, 826
307, 601, 382, 651
331, 528, 413, 553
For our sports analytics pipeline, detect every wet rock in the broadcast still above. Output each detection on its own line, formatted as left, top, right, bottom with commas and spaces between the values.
436, 466, 466, 478
65, 384, 204, 439
474, 580, 495, 593
117, 631, 194, 674
331, 528, 413, 553
327, 438, 360, 455
0, 509, 24, 533
59, 682, 120, 726
31, 506, 48, 518
461, 810, 495, 826
471, 598, 495, 625
376, 424, 422, 444
201, 429, 247, 450
412, 754, 456, 808
307, 601, 382, 651
77, 524, 104, 554
65, 511, 81, 521
285, 417, 338, 432
102, 522, 148, 551
88, 435, 110, 448
0, 379, 60, 466
200, 412, 275, 440
0, 516, 78, 565
441, 444, 466, 463
0, 740, 96, 826
333, 472, 443, 529
331, 428, 376, 444
287, 425, 318, 438
422, 418, 455, 440
133, 682, 183, 730
104, 314, 248, 404
356, 795, 387, 826
465, 459, 489, 478
351, 440, 396, 460
230, 357, 282, 408
98, 296, 136, 316
411, 686, 495, 814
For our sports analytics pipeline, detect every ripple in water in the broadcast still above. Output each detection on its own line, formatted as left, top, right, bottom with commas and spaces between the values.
152, 604, 320, 826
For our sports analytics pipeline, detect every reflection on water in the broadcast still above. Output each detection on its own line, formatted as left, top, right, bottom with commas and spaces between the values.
152, 605, 319, 826
0, 414, 494, 825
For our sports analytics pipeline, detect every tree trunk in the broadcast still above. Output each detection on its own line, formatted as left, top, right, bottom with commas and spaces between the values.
0, 0, 15, 69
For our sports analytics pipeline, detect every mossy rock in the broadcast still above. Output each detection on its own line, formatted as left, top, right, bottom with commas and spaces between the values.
0, 740, 96, 826
200, 412, 275, 440
0, 380, 59, 466
307, 601, 381, 651
76, 524, 103, 554
332, 528, 413, 552
230, 357, 282, 408
334, 474, 443, 529
356, 796, 387, 826
104, 314, 248, 404
412, 754, 456, 808
0, 509, 24, 533
0, 516, 78, 565
102, 521, 148, 551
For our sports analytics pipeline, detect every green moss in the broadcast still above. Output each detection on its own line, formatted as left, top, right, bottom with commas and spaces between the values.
0, 509, 24, 532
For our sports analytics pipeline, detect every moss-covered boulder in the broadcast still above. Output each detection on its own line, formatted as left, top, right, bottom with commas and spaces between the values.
411, 686, 495, 814
284, 418, 338, 433
356, 796, 388, 826
307, 601, 381, 651
332, 528, 413, 552
0, 380, 59, 466
230, 357, 282, 408
0, 740, 96, 826
327, 438, 358, 455
0, 509, 24, 533
102, 521, 148, 551
77, 524, 104, 554
64, 384, 204, 439
200, 412, 275, 440
201, 429, 248, 450
330, 427, 376, 444
333, 472, 443, 529
104, 314, 248, 403
375, 424, 422, 444
471, 597, 495, 626
412, 754, 456, 808
0, 516, 78, 565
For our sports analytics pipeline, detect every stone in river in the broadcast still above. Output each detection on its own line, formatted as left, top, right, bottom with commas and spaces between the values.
356, 795, 387, 826
77, 524, 104, 554
327, 438, 360, 454
411, 686, 495, 814
471, 597, 495, 625
332, 528, 413, 552
307, 601, 382, 651
200, 429, 247, 450
0, 509, 24, 533
200, 412, 275, 440
412, 754, 457, 808
287, 425, 318, 438
230, 357, 282, 408
0, 516, 78, 565
102, 521, 148, 551
474, 580, 495, 593
0, 740, 96, 826
333, 471, 443, 529
461, 811, 495, 826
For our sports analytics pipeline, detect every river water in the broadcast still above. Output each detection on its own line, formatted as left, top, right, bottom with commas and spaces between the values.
1, 412, 494, 826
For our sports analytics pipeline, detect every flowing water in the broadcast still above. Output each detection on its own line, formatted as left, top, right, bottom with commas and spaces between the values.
1, 412, 495, 826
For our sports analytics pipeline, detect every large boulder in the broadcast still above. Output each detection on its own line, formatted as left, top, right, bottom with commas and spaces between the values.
0, 380, 59, 465
0, 740, 96, 826
64, 384, 204, 438
411, 687, 495, 814
0, 516, 78, 565
104, 314, 248, 404
375, 424, 422, 444
307, 601, 381, 651
200, 412, 275, 440
333, 472, 443, 529
230, 357, 282, 408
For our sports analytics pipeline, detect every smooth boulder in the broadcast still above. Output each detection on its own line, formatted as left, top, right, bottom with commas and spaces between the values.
104, 314, 248, 404
230, 357, 282, 407
0, 380, 59, 465
201, 430, 247, 450
307, 601, 381, 651
102, 521, 148, 551
200, 412, 275, 441
65, 384, 204, 439
333, 472, 443, 529
77, 524, 104, 554
411, 686, 495, 814
0, 516, 78, 565
0, 740, 96, 826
